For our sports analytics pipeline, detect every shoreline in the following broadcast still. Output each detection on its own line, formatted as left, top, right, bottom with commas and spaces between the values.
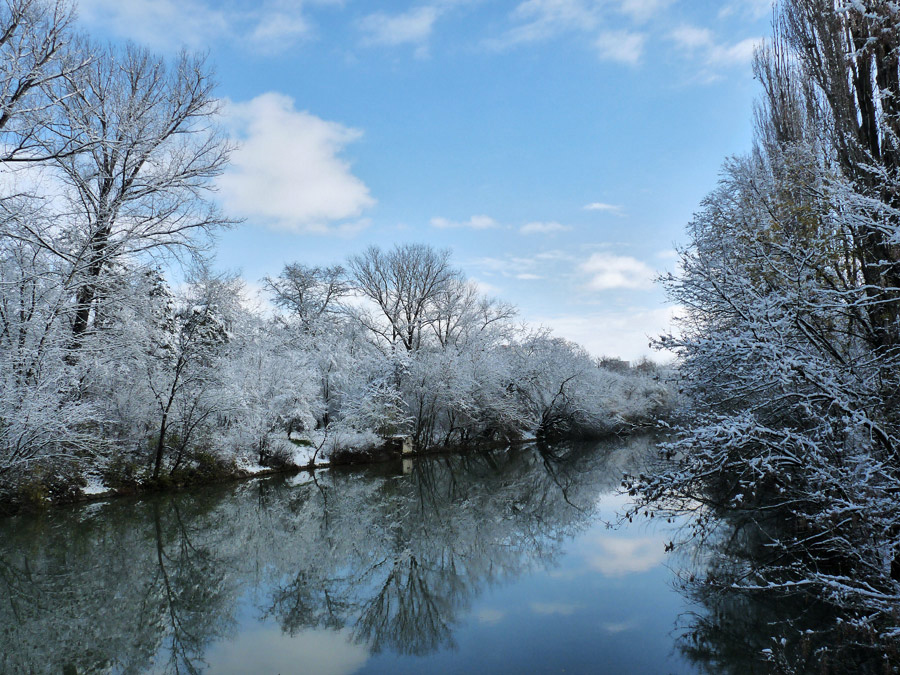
0, 425, 661, 518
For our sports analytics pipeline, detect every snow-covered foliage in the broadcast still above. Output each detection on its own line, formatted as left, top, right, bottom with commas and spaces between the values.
270, 246, 671, 455
0, 1, 671, 505
628, 0, 900, 663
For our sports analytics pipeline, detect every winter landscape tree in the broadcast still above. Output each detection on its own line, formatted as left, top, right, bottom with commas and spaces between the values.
263, 262, 349, 329
628, 0, 900, 666
47, 41, 233, 352
0, 0, 670, 510
347, 243, 457, 352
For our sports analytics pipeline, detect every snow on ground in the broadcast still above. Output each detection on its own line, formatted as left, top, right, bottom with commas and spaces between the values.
288, 442, 319, 467
290, 428, 382, 466
82, 477, 110, 495
235, 458, 269, 475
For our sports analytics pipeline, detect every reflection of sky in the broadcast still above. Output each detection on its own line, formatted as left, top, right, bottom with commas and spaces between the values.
162, 484, 696, 675
185, 480, 695, 675
582, 534, 667, 577
350, 492, 695, 675
204, 624, 369, 675
123, 442, 697, 675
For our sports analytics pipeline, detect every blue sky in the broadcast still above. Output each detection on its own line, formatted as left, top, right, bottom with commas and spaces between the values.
76, 0, 772, 360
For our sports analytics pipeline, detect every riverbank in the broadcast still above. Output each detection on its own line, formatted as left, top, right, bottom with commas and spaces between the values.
0, 426, 662, 517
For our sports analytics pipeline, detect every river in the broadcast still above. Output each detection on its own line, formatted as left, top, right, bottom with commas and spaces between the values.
0, 436, 765, 674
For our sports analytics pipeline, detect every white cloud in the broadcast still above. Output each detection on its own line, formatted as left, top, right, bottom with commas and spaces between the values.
580, 252, 654, 290
360, 6, 441, 47
488, 0, 599, 48
718, 0, 774, 19
219, 92, 375, 234
534, 249, 574, 261
670, 23, 762, 69
670, 24, 713, 50
77, 0, 229, 50
512, 0, 597, 27
469, 250, 576, 285
710, 37, 760, 65
249, 12, 312, 51
473, 256, 516, 274
595, 30, 645, 64
583, 202, 624, 215
472, 254, 548, 278
471, 278, 504, 297
528, 306, 678, 361
519, 221, 571, 234
619, 0, 675, 23
431, 214, 499, 229
77, 0, 341, 52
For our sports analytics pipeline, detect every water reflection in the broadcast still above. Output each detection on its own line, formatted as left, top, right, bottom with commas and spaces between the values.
670, 510, 898, 674
1, 438, 876, 674
0, 436, 728, 674
259, 442, 634, 659
1, 440, 659, 673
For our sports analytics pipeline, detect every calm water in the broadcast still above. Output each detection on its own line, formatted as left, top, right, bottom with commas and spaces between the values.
1, 437, 732, 674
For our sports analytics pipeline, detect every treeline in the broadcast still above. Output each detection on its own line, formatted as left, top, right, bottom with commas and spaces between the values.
0, 1, 671, 505
629, 0, 900, 667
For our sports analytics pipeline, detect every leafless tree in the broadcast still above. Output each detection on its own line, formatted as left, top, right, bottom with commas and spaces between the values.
264, 262, 349, 328
0, 0, 86, 162
347, 243, 457, 352
429, 275, 516, 348
778, 0, 900, 347
45, 42, 235, 352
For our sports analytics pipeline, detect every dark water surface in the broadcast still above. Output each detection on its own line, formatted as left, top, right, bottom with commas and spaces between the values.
1, 438, 721, 674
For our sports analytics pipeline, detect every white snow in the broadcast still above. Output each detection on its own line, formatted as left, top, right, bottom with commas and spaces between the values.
82, 477, 109, 496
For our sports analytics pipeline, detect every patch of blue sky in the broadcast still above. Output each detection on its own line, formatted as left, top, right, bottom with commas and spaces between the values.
76, 0, 773, 360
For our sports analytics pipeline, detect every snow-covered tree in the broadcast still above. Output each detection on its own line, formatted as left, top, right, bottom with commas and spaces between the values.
629, 0, 900, 660
263, 262, 349, 329
0, 3, 671, 503
46, 42, 234, 352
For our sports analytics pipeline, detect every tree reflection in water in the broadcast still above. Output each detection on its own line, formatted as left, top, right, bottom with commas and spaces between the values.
4, 436, 875, 674
668, 508, 899, 674
262, 443, 621, 658
0, 440, 651, 673
0, 493, 241, 674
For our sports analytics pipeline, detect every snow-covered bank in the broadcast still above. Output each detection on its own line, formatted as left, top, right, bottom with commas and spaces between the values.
1, 421, 673, 516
